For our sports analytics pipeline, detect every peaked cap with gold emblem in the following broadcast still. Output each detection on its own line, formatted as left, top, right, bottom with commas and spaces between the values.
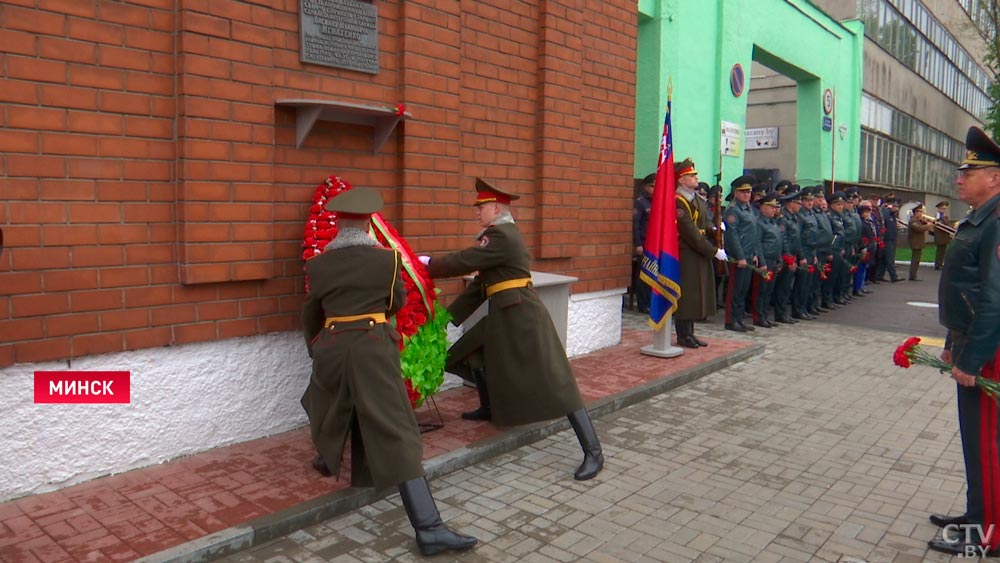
959, 126, 1000, 170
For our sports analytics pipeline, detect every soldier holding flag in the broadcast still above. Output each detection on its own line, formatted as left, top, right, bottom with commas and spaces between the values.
672, 158, 726, 348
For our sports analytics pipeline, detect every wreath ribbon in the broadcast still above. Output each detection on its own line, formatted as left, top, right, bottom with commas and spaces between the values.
370, 213, 434, 320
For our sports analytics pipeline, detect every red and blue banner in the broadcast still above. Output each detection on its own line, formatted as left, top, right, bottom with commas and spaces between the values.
638, 101, 682, 329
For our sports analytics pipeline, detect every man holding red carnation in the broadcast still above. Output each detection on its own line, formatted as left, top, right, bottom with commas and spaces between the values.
927, 126, 1000, 556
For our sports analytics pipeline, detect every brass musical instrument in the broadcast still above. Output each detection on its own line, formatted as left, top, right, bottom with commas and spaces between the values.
896, 202, 957, 236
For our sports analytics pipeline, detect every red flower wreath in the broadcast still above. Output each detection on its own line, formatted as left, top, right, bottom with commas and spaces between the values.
302, 175, 448, 408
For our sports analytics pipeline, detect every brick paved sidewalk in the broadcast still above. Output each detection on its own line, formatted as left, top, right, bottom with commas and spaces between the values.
0, 325, 755, 563
216, 319, 970, 563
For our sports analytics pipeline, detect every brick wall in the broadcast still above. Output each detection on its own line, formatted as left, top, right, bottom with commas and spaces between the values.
0, 0, 636, 368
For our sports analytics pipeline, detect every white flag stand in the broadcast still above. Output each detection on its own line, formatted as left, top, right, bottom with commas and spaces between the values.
640, 313, 684, 358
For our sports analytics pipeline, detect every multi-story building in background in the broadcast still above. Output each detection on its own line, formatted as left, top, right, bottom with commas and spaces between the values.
746, 0, 993, 211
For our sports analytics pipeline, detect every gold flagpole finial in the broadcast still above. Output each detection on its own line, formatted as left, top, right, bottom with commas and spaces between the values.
667, 76, 673, 102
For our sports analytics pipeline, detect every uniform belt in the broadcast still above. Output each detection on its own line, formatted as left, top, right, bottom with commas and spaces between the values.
324, 313, 387, 328
485, 277, 533, 297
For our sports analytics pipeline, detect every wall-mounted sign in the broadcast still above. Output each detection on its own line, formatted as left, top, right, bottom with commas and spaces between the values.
300, 0, 379, 74
730, 64, 745, 97
721, 121, 742, 156
746, 127, 779, 150
822, 116, 833, 131
823, 89, 834, 115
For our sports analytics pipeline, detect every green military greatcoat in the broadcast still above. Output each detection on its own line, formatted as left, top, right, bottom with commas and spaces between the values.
301, 233, 425, 490
675, 192, 718, 320
428, 221, 584, 427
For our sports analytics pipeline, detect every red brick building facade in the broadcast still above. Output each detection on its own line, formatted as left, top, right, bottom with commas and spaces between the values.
0, 0, 637, 368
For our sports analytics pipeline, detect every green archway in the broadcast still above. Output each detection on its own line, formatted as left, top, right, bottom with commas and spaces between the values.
635, 0, 863, 187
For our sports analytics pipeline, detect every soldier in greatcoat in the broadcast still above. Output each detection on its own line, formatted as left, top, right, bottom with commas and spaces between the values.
301, 187, 476, 556
420, 178, 604, 481
673, 158, 725, 348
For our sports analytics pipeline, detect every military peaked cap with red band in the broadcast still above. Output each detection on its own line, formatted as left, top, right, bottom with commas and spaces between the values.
674, 158, 697, 177
959, 127, 1000, 170
474, 177, 520, 205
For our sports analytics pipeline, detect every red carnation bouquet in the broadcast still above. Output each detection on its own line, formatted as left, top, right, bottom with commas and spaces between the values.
818, 262, 832, 280
303, 175, 449, 408
781, 254, 796, 267
726, 258, 771, 279
893, 337, 1000, 404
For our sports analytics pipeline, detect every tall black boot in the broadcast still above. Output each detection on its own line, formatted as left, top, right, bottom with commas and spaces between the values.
398, 477, 478, 556
567, 409, 604, 480
461, 368, 491, 421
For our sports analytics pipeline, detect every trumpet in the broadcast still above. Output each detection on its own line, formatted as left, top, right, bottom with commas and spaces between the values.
896, 215, 956, 236
929, 216, 958, 236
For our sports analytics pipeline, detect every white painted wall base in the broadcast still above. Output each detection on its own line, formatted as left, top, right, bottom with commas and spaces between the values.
566, 288, 626, 357
1, 332, 312, 503
0, 289, 627, 502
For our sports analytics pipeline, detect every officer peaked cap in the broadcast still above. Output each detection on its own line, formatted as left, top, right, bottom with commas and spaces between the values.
761, 192, 781, 207
474, 178, 520, 205
674, 158, 697, 177
730, 174, 755, 191
959, 126, 1000, 170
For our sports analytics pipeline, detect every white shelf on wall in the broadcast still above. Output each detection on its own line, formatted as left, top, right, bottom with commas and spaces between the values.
274, 98, 411, 152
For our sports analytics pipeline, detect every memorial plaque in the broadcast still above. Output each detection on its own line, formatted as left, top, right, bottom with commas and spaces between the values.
300, 0, 379, 74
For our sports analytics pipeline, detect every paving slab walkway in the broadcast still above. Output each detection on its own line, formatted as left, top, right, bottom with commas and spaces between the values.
213, 313, 975, 563
0, 319, 758, 563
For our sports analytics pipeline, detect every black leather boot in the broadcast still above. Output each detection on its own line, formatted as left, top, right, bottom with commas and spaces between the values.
676, 320, 699, 348
461, 368, 491, 421
567, 409, 604, 480
311, 454, 332, 477
398, 477, 478, 556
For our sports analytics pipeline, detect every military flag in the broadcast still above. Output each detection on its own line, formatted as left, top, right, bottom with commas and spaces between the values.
638, 100, 682, 329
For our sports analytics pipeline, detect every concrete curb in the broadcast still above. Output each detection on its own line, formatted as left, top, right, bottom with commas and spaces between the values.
134, 341, 764, 563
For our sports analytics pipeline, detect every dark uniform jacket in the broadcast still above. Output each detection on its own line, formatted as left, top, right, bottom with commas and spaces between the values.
829, 210, 846, 253
723, 201, 758, 261
757, 216, 783, 269
780, 208, 802, 261
881, 207, 898, 242
633, 193, 652, 250
814, 209, 834, 255
675, 192, 718, 320
797, 207, 819, 262
301, 238, 424, 490
429, 222, 584, 427
939, 192, 1000, 375
843, 209, 861, 251
860, 214, 878, 257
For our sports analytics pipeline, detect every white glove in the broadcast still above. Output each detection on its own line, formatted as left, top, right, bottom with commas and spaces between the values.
418, 255, 431, 265
720, 221, 726, 231
714, 249, 728, 262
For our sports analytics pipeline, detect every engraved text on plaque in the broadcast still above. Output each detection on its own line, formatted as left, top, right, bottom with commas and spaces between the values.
300, 0, 378, 74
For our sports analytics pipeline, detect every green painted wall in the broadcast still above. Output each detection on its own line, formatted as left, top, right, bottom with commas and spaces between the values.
634, 0, 863, 189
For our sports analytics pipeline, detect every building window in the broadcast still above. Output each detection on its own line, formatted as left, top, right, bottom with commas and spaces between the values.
858, 0, 991, 119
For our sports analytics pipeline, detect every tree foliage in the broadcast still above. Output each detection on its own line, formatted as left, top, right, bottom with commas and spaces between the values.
983, 1, 1000, 139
